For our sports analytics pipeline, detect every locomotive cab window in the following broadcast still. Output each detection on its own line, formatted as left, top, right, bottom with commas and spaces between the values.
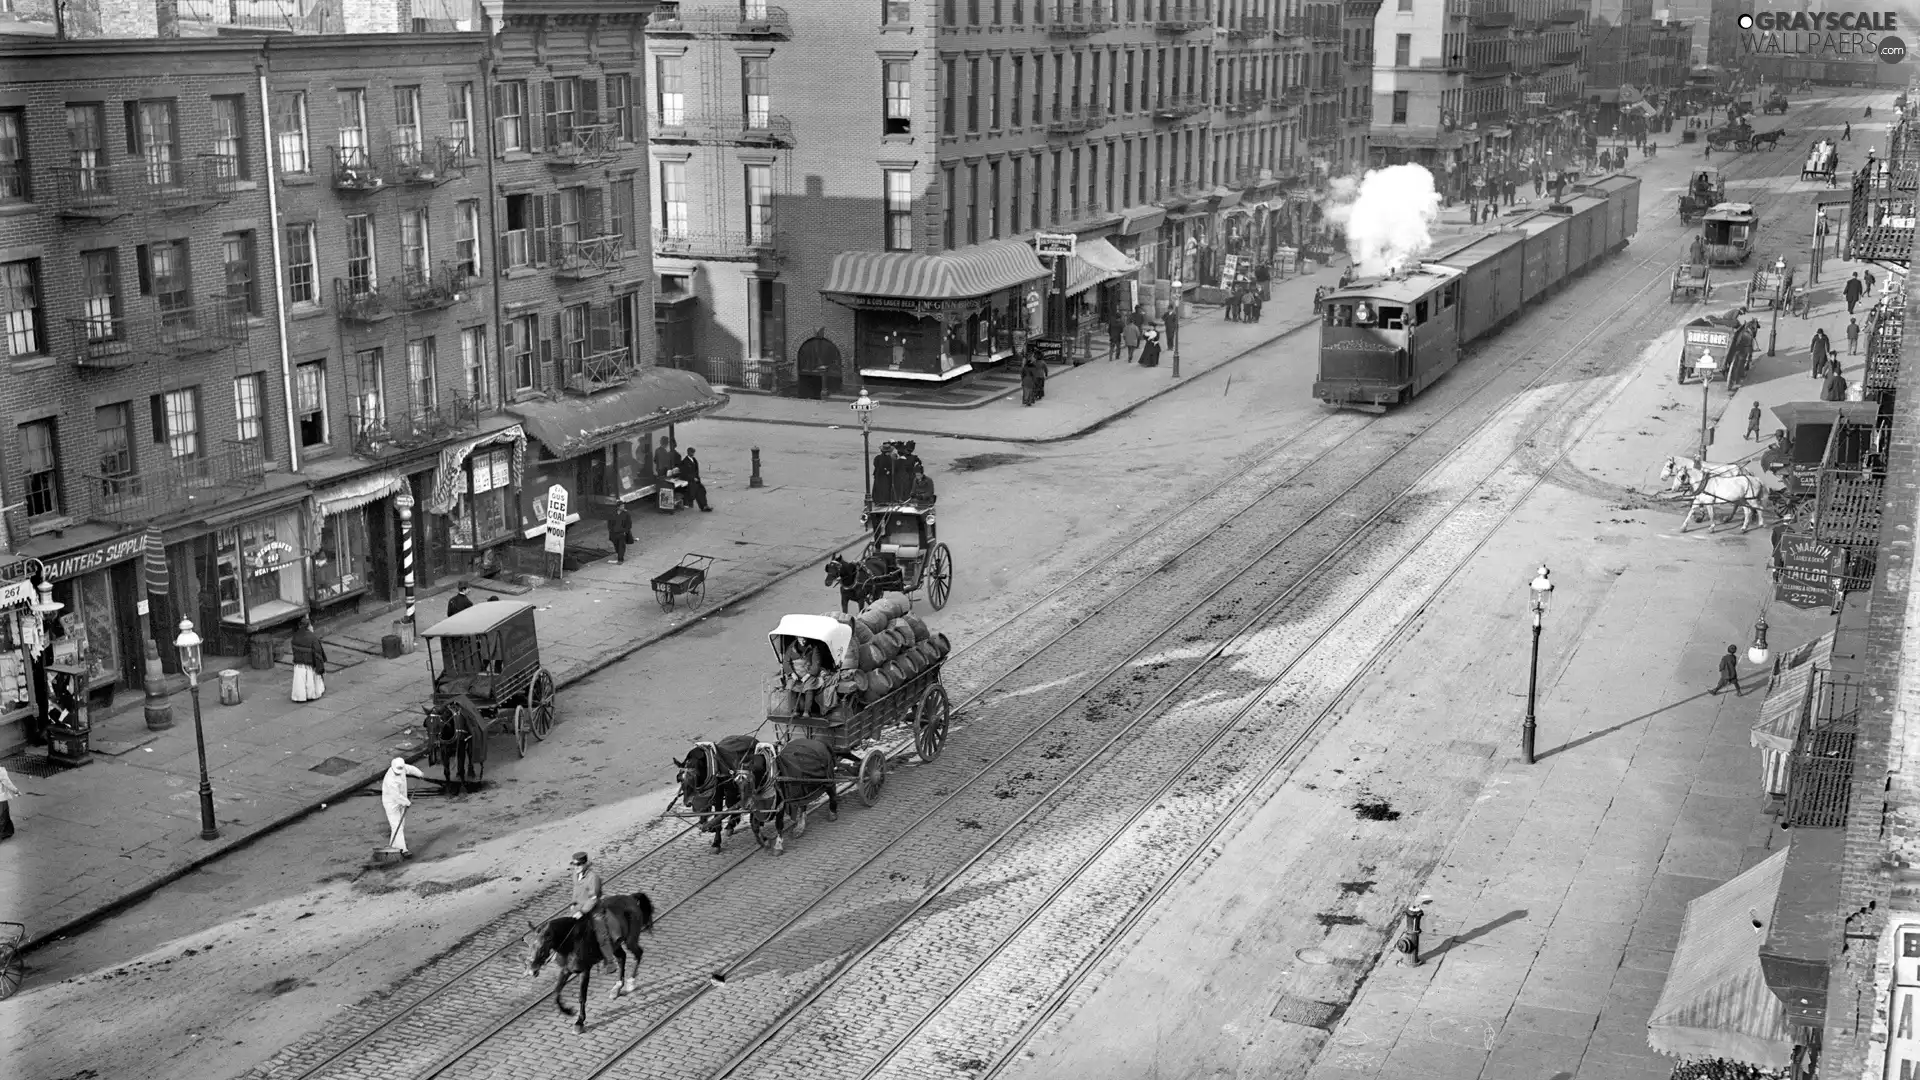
1326, 303, 1355, 327
1379, 306, 1404, 330
1413, 300, 1428, 325
1442, 283, 1457, 309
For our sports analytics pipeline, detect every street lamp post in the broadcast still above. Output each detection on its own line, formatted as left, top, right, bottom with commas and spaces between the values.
1767, 256, 1785, 357
1522, 566, 1554, 765
174, 618, 218, 841
1170, 279, 1183, 379
851, 389, 876, 510
1694, 348, 1718, 459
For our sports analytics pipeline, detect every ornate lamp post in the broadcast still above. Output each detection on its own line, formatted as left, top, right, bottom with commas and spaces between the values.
174, 618, 218, 841
1170, 280, 1183, 379
1523, 566, 1554, 765
1694, 348, 1718, 459
1767, 255, 1786, 357
851, 388, 877, 510
1748, 612, 1771, 667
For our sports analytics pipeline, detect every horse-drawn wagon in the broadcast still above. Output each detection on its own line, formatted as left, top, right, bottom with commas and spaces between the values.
1763, 92, 1789, 114
1700, 203, 1759, 265
418, 600, 557, 790
1802, 139, 1839, 182
1670, 262, 1711, 302
1678, 313, 1759, 386
1679, 168, 1725, 223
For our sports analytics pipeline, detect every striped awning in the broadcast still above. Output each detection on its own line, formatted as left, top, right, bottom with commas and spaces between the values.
821, 240, 1048, 301
1064, 237, 1140, 297
1647, 850, 1796, 1068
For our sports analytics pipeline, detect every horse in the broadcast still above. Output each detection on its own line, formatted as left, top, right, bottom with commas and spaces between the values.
526, 892, 655, 1029
1660, 455, 1746, 495
824, 554, 865, 613
672, 734, 758, 851
423, 702, 488, 794
739, 738, 860, 855
824, 552, 901, 612
1681, 473, 1767, 532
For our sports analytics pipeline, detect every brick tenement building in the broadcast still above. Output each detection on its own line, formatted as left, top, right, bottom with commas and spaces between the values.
641, 0, 1372, 396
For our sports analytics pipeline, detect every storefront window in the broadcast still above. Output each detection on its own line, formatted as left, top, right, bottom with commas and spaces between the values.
0, 605, 34, 717
217, 511, 310, 627
311, 510, 369, 605
450, 446, 514, 549
50, 572, 118, 687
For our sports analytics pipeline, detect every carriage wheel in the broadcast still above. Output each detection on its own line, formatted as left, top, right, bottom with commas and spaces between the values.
688, 577, 706, 608
915, 684, 950, 763
925, 544, 953, 611
529, 670, 556, 742
857, 749, 887, 807
0, 947, 20, 1000
513, 705, 529, 758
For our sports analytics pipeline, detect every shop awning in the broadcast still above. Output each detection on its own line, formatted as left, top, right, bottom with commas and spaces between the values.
509, 368, 726, 459
1212, 188, 1244, 210
820, 240, 1048, 301
428, 423, 526, 517
309, 469, 409, 538
1117, 206, 1166, 236
1064, 237, 1141, 297
1770, 400, 1880, 432
1751, 632, 1835, 755
1646, 850, 1796, 1068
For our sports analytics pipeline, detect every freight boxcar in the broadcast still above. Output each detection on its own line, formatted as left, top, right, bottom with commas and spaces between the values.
1313, 175, 1641, 411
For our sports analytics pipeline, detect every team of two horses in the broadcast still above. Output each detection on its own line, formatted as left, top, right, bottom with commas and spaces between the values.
671, 734, 855, 854
1658, 454, 1778, 532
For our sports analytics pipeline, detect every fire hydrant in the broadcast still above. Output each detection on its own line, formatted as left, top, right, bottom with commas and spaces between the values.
750, 446, 764, 488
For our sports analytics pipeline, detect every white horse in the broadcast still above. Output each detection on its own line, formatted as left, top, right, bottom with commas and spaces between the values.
1680, 473, 1767, 532
1659, 454, 1746, 494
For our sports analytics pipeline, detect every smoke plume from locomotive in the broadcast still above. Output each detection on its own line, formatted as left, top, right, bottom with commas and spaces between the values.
1324, 165, 1443, 278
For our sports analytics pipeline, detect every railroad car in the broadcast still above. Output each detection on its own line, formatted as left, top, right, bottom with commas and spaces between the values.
1313, 175, 1641, 411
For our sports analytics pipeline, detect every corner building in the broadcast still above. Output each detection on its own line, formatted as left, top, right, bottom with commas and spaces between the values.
644, 0, 1374, 393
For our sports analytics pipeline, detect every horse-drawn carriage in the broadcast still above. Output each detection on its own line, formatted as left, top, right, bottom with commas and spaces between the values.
1677, 313, 1758, 386
1700, 203, 1759, 265
418, 600, 557, 789
862, 503, 954, 611
1763, 92, 1789, 114
1679, 168, 1725, 223
1706, 122, 1755, 152
1670, 262, 1711, 302
1803, 139, 1839, 182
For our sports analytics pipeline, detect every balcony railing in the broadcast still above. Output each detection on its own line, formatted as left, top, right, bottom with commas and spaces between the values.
551, 234, 625, 281
1155, 5, 1209, 32
1049, 9, 1113, 34
1046, 105, 1109, 135
396, 263, 476, 312
1152, 94, 1209, 120
1847, 169, 1917, 265
66, 315, 137, 370
152, 298, 249, 357
1056, 200, 1112, 226
331, 145, 386, 191
1228, 16, 1268, 38
346, 398, 484, 458
332, 279, 392, 323
1281, 85, 1309, 105
666, 354, 780, 393
392, 136, 472, 186
643, 4, 791, 36
678, 112, 796, 146
1549, 50, 1582, 65
1473, 60, 1515, 76
50, 164, 126, 221
74, 157, 236, 213
1224, 93, 1265, 116
652, 227, 780, 261
1277, 14, 1306, 36
547, 122, 620, 167
561, 347, 639, 395
87, 442, 267, 524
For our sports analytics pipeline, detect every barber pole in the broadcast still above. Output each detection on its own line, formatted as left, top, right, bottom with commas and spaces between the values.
394, 487, 416, 625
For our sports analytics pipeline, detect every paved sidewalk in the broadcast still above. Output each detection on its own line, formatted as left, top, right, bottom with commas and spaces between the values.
1, 472, 865, 954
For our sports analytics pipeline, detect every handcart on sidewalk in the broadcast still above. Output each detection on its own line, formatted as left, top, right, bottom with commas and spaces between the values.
651, 552, 716, 612
0, 921, 23, 999
419, 600, 556, 767
1670, 262, 1711, 302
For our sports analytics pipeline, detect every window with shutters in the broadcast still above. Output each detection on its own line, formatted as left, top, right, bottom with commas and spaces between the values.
659, 161, 688, 237
336, 89, 369, 170
942, 57, 956, 135
95, 403, 134, 499
211, 95, 248, 181
400, 209, 429, 285
561, 304, 589, 375
345, 214, 375, 295
355, 347, 385, 429
1011, 57, 1023, 127
18, 420, 59, 519
884, 169, 913, 252
557, 186, 585, 246
610, 178, 636, 250
65, 104, 106, 195
393, 86, 423, 167
160, 387, 202, 461
656, 56, 685, 127
284, 223, 317, 305
127, 99, 179, 186
745, 164, 773, 244
503, 193, 544, 268
456, 200, 481, 278
509, 314, 537, 390
80, 250, 121, 342
967, 58, 979, 132
233, 373, 265, 455
965, 162, 978, 243
295, 361, 328, 447
883, 60, 912, 135
943, 166, 956, 248
606, 74, 635, 141
543, 78, 579, 150
1010, 156, 1022, 233
223, 230, 258, 315
496, 80, 528, 152
273, 92, 308, 173
407, 337, 436, 414
448, 83, 473, 154
742, 58, 770, 129
989, 161, 1001, 239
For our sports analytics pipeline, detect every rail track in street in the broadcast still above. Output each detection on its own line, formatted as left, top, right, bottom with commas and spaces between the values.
247, 98, 1838, 1080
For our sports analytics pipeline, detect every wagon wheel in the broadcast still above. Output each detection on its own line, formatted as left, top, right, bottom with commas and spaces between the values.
857, 749, 887, 807
0, 946, 20, 1000
687, 575, 706, 609
925, 543, 954, 611
914, 683, 950, 763
529, 670, 556, 741
655, 583, 675, 613
513, 705, 529, 758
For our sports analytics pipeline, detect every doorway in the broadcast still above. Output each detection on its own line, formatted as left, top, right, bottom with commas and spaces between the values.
797, 333, 842, 401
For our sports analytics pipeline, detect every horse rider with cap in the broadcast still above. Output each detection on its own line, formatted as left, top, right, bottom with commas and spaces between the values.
570, 851, 618, 973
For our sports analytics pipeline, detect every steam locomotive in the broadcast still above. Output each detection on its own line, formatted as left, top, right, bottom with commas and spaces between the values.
1314, 174, 1642, 411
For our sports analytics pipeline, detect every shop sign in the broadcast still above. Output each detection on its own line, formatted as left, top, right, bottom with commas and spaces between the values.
1034, 232, 1077, 258
1525, 92, 1548, 105
0, 579, 34, 608
249, 540, 296, 575
1773, 533, 1844, 609
44, 533, 146, 583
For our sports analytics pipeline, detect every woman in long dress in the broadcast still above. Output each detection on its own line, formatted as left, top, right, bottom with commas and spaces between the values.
290, 617, 327, 702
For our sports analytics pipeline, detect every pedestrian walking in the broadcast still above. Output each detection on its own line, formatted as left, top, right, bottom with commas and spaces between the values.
1019, 351, 1044, 406
1845, 272, 1865, 314
1848, 317, 1861, 354
445, 580, 474, 619
1704, 142, 1712, 159
1746, 401, 1763, 441
1712, 644, 1743, 695
679, 448, 712, 512
381, 757, 425, 856
1866, 268, 1877, 293
1129, 304, 1148, 329
1811, 328, 1832, 377
608, 502, 634, 562
1123, 317, 1142, 362
290, 617, 327, 703
1843, 121, 1852, 140
0, 766, 19, 840
1163, 301, 1181, 354
1469, 201, 1480, 225
1255, 261, 1272, 301
1225, 284, 1242, 322
1106, 310, 1125, 361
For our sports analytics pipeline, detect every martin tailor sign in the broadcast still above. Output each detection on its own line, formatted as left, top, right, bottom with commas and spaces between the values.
44, 533, 147, 583
1772, 533, 1844, 608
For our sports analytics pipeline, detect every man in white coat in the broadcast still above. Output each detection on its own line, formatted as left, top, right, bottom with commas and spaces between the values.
382, 757, 425, 855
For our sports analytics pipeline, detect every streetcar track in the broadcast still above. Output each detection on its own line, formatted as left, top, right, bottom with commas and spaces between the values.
252, 106, 1829, 1080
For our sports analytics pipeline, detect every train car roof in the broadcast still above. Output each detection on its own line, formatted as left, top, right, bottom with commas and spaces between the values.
1320, 262, 1462, 303
1428, 231, 1525, 270
1582, 173, 1643, 194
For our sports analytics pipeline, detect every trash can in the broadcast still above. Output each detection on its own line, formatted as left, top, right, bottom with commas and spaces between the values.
249, 637, 276, 670
218, 669, 242, 706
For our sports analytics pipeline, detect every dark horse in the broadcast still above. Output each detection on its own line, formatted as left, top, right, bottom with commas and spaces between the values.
824, 552, 904, 613
423, 701, 488, 794
740, 738, 860, 855
672, 734, 757, 851
526, 892, 655, 1031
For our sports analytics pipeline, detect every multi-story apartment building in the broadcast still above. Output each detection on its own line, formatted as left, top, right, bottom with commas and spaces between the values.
1341, 0, 1381, 173
1369, 0, 1469, 179
1587, 0, 1652, 129
1646, 19, 1692, 94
